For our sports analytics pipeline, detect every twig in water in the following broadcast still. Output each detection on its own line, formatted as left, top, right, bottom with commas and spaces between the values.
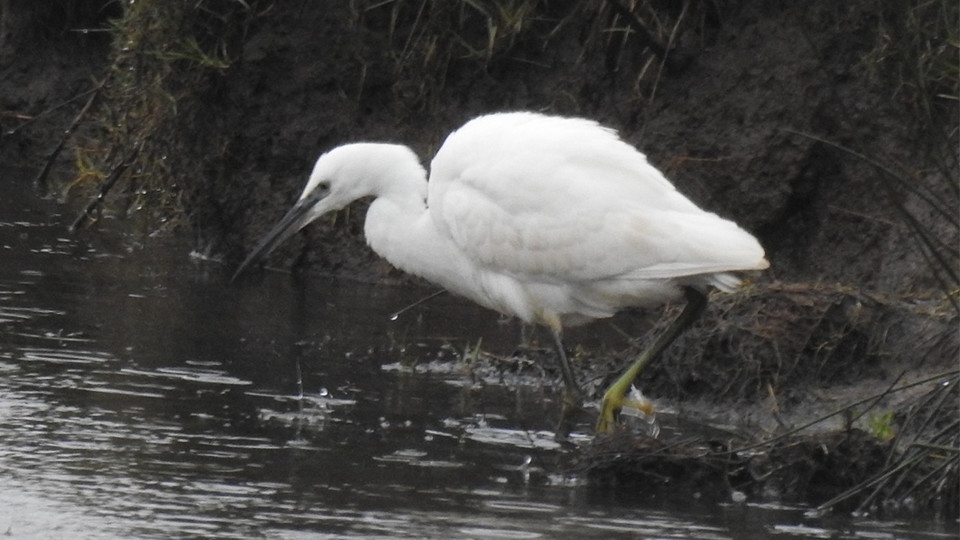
69, 143, 141, 233
33, 82, 104, 194
6, 84, 100, 137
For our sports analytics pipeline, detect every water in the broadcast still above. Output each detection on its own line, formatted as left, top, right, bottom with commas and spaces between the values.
0, 168, 954, 539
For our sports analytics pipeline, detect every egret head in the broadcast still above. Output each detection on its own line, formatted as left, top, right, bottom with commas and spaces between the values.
232, 143, 425, 280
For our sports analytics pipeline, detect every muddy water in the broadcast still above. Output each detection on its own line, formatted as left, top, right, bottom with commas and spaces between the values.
0, 168, 953, 539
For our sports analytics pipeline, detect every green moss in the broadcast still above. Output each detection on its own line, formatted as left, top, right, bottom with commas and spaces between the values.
865, 411, 896, 442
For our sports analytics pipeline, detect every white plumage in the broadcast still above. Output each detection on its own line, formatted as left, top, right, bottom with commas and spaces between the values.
235, 111, 769, 433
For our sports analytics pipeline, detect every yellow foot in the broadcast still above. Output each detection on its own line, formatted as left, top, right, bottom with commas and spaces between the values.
596, 385, 655, 433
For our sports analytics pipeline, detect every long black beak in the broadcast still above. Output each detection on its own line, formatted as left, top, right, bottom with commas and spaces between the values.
231, 195, 317, 282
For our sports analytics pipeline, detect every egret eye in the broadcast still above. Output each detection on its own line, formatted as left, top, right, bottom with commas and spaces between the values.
304, 182, 330, 205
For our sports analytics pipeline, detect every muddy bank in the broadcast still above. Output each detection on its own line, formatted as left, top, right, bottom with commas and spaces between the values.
576, 282, 958, 515
0, 0, 956, 517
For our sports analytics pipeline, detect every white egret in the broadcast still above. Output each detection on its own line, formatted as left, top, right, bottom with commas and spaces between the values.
233, 112, 769, 433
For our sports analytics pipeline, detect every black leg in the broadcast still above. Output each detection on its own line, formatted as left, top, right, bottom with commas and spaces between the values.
549, 328, 582, 436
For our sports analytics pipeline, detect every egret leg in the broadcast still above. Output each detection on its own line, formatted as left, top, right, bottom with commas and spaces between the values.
549, 329, 580, 393
596, 287, 708, 433
549, 329, 582, 435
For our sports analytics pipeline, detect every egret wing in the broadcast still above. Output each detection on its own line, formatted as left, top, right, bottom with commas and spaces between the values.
428, 113, 765, 284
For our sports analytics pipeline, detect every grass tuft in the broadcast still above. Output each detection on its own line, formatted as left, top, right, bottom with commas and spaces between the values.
69, 0, 266, 230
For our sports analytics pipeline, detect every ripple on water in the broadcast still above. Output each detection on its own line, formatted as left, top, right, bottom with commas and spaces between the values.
456, 528, 544, 539
569, 514, 731, 539
0, 479, 126, 540
0, 305, 67, 323
250, 388, 357, 433
18, 347, 115, 366
373, 448, 465, 469
78, 384, 168, 400
769, 524, 833, 538
121, 366, 253, 386
482, 499, 564, 514
457, 419, 562, 451
467, 427, 561, 450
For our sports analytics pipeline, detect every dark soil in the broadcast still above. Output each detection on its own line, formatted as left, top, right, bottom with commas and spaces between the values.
1, 0, 956, 517
0, 2, 117, 170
